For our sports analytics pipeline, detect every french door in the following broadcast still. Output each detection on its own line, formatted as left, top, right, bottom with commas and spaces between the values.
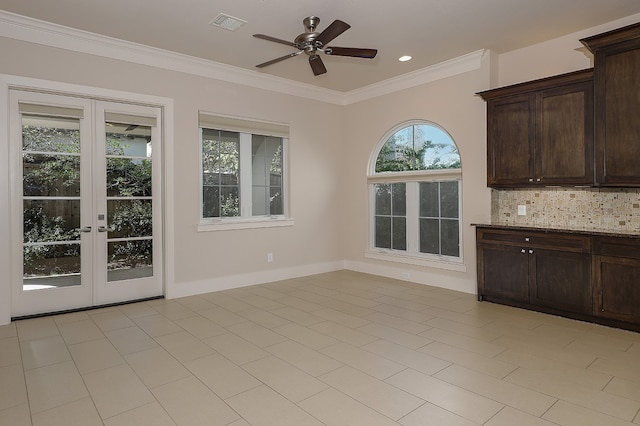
10, 91, 163, 317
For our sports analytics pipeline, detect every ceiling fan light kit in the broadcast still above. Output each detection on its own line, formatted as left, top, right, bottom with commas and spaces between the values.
253, 16, 377, 76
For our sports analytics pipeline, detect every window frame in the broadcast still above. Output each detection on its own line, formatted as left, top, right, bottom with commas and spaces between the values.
366, 121, 465, 272
198, 113, 292, 232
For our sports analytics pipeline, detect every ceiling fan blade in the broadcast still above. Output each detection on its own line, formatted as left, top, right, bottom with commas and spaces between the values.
315, 19, 350, 46
253, 34, 297, 48
256, 52, 300, 68
309, 55, 327, 76
325, 46, 378, 58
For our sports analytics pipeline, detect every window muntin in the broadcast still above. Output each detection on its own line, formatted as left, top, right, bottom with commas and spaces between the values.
202, 129, 240, 218
370, 121, 462, 263
201, 127, 286, 221
374, 183, 406, 250
419, 181, 459, 257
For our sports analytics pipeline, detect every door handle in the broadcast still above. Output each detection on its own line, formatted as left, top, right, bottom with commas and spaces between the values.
78, 226, 92, 233
98, 225, 115, 232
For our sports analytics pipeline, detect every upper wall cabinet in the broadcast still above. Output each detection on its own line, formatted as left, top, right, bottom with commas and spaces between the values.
478, 69, 594, 188
581, 23, 640, 187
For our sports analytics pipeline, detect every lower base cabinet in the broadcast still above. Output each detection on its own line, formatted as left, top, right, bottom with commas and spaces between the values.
477, 226, 640, 332
593, 236, 640, 324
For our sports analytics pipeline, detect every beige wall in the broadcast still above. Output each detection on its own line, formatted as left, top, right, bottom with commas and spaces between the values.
0, 37, 345, 309
2, 12, 640, 322
339, 54, 493, 294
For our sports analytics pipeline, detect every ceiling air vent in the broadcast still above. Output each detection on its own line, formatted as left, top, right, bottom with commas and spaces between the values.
210, 13, 247, 32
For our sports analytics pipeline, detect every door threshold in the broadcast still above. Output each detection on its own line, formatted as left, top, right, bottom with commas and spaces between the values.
11, 295, 164, 321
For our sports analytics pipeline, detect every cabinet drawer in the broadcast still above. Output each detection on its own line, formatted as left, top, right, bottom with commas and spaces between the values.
593, 236, 640, 259
476, 228, 590, 252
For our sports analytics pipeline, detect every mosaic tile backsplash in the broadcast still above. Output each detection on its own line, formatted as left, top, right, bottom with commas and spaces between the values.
492, 188, 640, 234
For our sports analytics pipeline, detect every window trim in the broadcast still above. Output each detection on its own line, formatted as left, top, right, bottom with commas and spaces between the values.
198, 113, 291, 231
367, 120, 464, 269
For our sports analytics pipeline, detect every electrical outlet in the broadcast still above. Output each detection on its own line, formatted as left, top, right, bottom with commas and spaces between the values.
267, 253, 273, 263
517, 205, 527, 216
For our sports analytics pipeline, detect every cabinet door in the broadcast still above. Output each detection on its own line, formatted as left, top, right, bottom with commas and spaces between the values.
477, 243, 529, 302
593, 255, 640, 322
594, 46, 640, 185
529, 248, 592, 314
536, 81, 594, 185
486, 94, 535, 187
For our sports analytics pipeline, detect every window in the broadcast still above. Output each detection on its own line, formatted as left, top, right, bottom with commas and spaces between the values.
199, 113, 290, 230
368, 121, 462, 267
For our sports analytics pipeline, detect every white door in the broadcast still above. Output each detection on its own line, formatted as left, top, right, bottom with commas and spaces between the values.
10, 91, 163, 317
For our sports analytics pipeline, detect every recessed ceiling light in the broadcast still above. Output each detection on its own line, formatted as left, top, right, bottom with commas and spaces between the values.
210, 13, 247, 31
398, 55, 412, 62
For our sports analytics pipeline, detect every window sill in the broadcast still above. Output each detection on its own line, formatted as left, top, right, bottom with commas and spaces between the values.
365, 250, 467, 273
198, 217, 294, 232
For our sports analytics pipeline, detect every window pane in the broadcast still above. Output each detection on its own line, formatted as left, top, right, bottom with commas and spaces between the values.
220, 186, 239, 217
419, 182, 439, 217
107, 200, 152, 238
252, 135, 283, 216
270, 187, 283, 215
202, 185, 220, 218
375, 124, 460, 172
375, 184, 391, 215
107, 158, 152, 197
392, 217, 406, 251
392, 183, 406, 216
23, 154, 80, 197
23, 243, 81, 282
441, 219, 460, 257
202, 129, 240, 218
419, 218, 440, 254
440, 181, 459, 218
252, 186, 268, 216
107, 240, 153, 282
375, 216, 391, 249
23, 200, 80, 243
22, 116, 80, 153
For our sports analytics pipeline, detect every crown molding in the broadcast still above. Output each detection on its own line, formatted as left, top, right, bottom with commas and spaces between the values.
0, 10, 484, 106
343, 50, 486, 104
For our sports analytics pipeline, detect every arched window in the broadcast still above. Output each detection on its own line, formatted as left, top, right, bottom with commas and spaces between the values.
368, 121, 462, 264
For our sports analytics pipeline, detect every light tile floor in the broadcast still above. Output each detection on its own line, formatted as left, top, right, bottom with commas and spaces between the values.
2, 270, 640, 425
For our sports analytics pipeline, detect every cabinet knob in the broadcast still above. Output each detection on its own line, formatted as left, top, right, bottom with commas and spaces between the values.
528, 178, 534, 182
536, 178, 541, 182
525, 237, 530, 242
529, 249, 534, 254
521, 249, 526, 253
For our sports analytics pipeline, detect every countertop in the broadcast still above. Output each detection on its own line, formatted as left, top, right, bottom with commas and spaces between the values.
471, 223, 640, 239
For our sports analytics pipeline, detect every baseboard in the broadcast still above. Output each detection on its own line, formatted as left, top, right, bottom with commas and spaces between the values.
168, 258, 476, 300
167, 260, 346, 299
345, 260, 476, 295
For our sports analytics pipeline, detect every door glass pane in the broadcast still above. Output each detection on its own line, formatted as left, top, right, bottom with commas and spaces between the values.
22, 115, 82, 290
108, 240, 153, 282
105, 121, 153, 282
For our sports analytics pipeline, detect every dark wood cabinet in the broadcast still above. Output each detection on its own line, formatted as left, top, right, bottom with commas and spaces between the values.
477, 226, 640, 331
581, 23, 640, 186
476, 227, 592, 314
593, 236, 640, 323
478, 70, 594, 188
529, 248, 592, 314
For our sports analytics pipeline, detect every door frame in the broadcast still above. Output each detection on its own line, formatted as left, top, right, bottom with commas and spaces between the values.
0, 74, 175, 324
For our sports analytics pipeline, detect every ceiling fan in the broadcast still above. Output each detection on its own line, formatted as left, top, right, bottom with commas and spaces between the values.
253, 16, 378, 76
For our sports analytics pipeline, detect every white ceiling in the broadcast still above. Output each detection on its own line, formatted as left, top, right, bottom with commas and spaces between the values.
2, 0, 640, 92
